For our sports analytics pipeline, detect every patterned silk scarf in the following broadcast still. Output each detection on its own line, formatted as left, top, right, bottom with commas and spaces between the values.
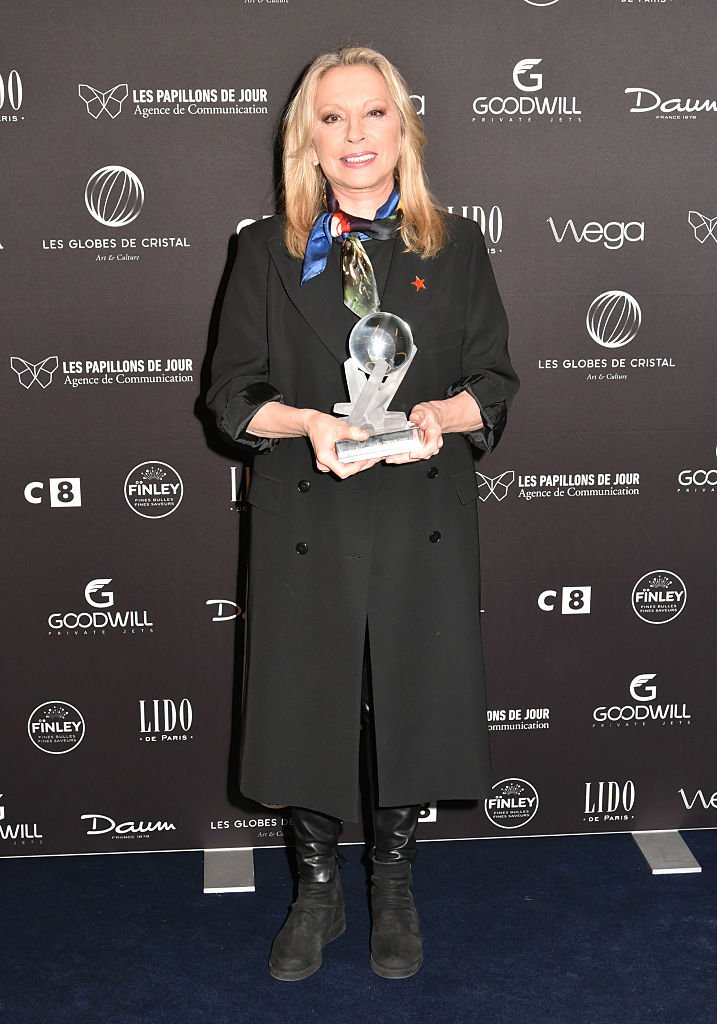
301, 185, 402, 318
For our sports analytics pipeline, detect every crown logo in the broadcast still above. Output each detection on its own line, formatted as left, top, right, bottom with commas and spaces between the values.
43, 705, 69, 721
499, 782, 524, 796
141, 467, 166, 481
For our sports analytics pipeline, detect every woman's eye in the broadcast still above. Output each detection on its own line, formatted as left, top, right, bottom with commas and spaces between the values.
368, 108, 385, 117
322, 113, 340, 124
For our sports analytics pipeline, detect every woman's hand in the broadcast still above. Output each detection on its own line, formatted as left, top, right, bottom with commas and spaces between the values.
384, 401, 444, 464
303, 410, 382, 478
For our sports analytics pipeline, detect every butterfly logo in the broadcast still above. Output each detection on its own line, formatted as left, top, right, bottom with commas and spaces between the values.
78, 83, 128, 119
10, 356, 59, 389
476, 470, 515, 502
688, 211, 717, 245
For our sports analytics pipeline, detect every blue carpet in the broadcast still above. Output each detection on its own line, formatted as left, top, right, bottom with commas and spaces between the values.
1, 832, 715, 1024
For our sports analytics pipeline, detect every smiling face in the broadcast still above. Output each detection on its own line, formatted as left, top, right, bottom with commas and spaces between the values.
309, 64, 402, 218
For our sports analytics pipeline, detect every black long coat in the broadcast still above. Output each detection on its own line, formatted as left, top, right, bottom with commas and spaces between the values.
207, 213, 518, 821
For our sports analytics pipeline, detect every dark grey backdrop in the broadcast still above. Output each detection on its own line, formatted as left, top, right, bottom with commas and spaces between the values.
2, 0, 715, 857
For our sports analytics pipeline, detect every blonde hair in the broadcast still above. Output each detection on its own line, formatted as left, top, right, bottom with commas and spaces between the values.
281, 46, 447, 260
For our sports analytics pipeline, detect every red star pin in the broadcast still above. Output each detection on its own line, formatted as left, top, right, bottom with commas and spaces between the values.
411, 276, 426, 292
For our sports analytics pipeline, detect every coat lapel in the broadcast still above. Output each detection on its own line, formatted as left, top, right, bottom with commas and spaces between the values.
380, 246, 436, 336
267, 237, 350, 364
266, 234, 443, 363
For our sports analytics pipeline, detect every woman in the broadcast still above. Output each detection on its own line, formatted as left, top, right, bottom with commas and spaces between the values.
207, 46, 518, 981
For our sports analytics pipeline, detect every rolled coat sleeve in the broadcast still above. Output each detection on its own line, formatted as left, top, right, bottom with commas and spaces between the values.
446, 223, 519, 452
206, 224, 284, 451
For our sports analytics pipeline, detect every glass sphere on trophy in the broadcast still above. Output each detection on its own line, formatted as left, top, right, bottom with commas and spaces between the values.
333, 312, 421, 463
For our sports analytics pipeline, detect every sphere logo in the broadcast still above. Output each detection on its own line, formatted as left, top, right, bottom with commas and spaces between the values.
586, 290, 641, 348
85, 165, 144, 227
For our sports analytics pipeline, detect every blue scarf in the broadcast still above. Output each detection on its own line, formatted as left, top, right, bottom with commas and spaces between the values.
300, 185, 401, 287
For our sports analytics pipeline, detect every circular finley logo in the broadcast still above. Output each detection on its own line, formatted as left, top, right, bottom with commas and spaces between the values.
484, 778, 539, 830
28, 701, 85, 754
632, 570, 687, 625
586, 290, 642, 348
124, 461, 183, 519
85, 165, 144, 227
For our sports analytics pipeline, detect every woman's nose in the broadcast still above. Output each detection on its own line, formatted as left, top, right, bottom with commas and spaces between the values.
345, 116, 365, 144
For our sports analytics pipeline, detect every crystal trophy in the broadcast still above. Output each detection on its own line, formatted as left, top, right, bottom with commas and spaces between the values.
333, 311, 420, 463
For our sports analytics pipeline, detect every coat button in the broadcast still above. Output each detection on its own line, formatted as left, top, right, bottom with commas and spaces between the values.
427, 467, 439, 479
429, 531, 442, 544
297, 480, 311, 492
296, 542, 309, 555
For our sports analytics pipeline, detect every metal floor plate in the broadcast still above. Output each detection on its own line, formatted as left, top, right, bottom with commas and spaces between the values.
203, 847, 256, 893
632, 831, 702, 875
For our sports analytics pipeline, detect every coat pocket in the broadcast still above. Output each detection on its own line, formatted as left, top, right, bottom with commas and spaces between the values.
451, 466, 479, 506
246, 471, 284, 515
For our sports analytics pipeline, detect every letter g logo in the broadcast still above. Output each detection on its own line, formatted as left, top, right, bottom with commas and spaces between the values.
85, 579, 114, 608
630, 674, 657, 702
513, 59, 543, 93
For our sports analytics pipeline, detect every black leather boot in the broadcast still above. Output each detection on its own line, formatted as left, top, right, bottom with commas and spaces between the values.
370, 805, 423, 978
269, 807, 345, 981
360, 638, 423, 978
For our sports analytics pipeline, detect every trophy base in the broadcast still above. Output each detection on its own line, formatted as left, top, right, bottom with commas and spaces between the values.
336, 426, 420, 464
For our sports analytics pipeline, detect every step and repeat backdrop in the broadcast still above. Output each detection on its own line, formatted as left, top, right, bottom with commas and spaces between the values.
2, 0, 715, 858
